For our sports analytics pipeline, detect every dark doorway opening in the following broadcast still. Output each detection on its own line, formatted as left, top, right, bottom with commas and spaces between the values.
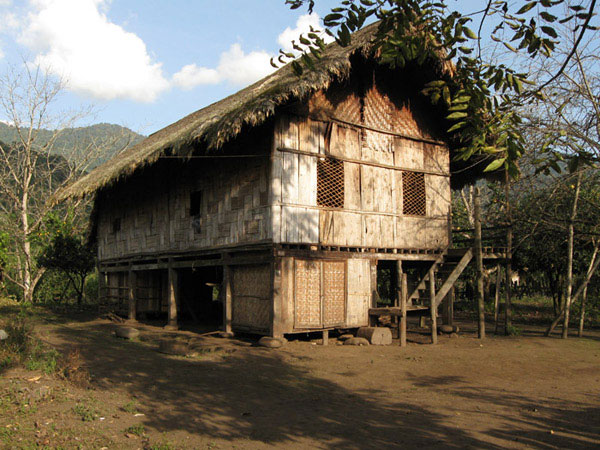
178, 266, 223, 331
376, 260, 398, 306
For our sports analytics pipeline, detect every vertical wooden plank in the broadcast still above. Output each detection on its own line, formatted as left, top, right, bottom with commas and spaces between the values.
128, 268, 137, 321
223, 265, 233, 333
361, 165, 375, 211
370, 260, 378, 310
429, 267, 437, 344
282, 152, 299, 204
272, 259, 283, 338
395, 261, 403, 307
298, 154, 317, 205
167, 261, 178, 330
344, 162, 361, 210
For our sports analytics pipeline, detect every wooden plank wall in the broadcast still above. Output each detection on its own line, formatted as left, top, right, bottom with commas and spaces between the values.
271, 112, 451, 249
97, 157, 271, 261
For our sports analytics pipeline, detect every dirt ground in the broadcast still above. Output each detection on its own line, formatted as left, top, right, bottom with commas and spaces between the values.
1, 312, 599, 449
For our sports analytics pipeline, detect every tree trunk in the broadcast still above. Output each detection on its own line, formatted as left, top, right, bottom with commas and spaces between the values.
562, 171, 582, 339
578, 243, 598, 337
474, 187, 485, 339
504, 169, 513, 334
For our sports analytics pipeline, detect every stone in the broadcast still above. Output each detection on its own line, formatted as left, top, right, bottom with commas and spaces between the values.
0, 329, 8, 341
338, 333, 354, 341
258, 337, 282, 348
344, 337, 370, 346
439, 325, 460, 334
158, 339, 190, 356
274, 336, 288, 345
356, 327, 392, 345
115, 327, 140, 340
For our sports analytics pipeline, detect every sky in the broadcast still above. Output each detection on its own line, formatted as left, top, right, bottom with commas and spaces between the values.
0, 0, 341, 135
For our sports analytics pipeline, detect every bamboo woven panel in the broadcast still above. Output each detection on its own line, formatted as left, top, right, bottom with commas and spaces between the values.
317, 158, 344, 208
402, 171, 426, 216
232, 265, 271, 328
322, 261, 346, 326
363, 85, 394, 152
295, 259, 321, 327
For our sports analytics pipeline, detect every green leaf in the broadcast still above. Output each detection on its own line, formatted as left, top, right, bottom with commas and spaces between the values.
541, 26, 558, 38
442, 86, 451, 106
447, 111, 468, 119
463, 27, 477, 39
484, 158, 506, 172
516, 2, 537, 14
447, 121, 467, 132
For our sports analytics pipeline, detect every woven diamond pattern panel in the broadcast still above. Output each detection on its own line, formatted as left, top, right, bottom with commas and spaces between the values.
317, 158, 344, 208
402, 171, 426, 216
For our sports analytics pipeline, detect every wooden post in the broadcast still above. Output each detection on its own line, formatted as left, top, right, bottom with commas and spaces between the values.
223, 265, 232, 334
167, 261, 178, 329
400, 273, 407, 347
474, 187, 485, 339
128, 267, 137, 321
505, 169, 513, 335
395, 261, 403, 307
429, 267, 437, 344
322, 329, 329, 346
494, 264, 501, 335
369, 260, 378, 326
97, 269, 106, 303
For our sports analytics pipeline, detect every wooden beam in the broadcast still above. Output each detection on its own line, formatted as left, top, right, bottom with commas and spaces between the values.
278, 146, 450, 177
395, 260, 402, 307
434, 248, 473, 307
166, 260, 178, 330
494, 264, 501, 335
429, 267, 437, 344
442, 288, 454, 326
223, 265, 233, 334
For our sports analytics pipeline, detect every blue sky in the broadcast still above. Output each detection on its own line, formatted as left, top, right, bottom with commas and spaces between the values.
0, 0, 344, 135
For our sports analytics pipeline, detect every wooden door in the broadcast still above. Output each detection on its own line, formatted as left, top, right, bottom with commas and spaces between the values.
294, 259, 346, 328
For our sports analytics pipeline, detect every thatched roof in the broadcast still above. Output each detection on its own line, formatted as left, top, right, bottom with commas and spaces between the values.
59, 22, 453, 200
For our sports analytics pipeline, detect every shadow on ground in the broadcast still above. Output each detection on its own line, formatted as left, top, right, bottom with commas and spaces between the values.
46, 321, 600, 449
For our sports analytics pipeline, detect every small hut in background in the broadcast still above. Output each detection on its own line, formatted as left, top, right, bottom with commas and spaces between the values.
60, 23, 505, 337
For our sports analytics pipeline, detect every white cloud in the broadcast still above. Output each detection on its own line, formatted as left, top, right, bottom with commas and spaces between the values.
277, 13, 333, 55
173, 13, 331, 91
172, 43, 274, 89
18, 0, 169, 102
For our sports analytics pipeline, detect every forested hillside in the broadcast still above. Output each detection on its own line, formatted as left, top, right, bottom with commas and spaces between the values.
0, 122, 144, 168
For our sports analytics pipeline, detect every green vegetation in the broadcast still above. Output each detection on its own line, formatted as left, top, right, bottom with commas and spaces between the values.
72, 402, 100, 422
124, 424, 146, 437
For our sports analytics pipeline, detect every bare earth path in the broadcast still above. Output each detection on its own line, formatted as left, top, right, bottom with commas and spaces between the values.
2, 316, 599, 449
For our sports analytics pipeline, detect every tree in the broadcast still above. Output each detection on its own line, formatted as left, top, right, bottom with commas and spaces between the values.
0, 64, 122, 302
38, 228, 95, 306
281, 0, 597, 177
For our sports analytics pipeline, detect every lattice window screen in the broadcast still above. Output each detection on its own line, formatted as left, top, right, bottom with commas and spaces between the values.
317, 157, 344, 208
402, 171, 426, 216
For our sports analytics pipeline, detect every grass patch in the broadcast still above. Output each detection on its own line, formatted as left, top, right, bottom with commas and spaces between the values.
122, 400, 138, 414
73, 402, 100, 422
124, 424, 146, 437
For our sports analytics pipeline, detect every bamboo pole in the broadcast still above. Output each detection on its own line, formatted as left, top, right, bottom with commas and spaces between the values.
429, 267, 437, 344
579, 244, 598, 337
474, 187, 485, 339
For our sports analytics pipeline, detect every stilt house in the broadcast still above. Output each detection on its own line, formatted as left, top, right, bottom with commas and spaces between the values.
61, 23, 504, 336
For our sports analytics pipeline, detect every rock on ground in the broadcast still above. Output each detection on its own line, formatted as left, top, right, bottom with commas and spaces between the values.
0, 329, 8, 340
344, 337, 370, 346
439, 325, 460, 334
114, 327, 140, 339
258, 337, 282, 348
158, 339, 190, 356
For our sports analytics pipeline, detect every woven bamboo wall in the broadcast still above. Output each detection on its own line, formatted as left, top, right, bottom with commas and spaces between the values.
271, 77, 451, 249
96, 155, 271, 261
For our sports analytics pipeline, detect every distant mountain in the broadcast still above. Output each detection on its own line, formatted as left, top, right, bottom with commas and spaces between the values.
0, 122, 145, 169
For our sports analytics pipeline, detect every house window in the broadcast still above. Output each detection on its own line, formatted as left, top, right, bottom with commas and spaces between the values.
317, 157, 344, 208
402, 171, 426, 216
111, 218, 121, 233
